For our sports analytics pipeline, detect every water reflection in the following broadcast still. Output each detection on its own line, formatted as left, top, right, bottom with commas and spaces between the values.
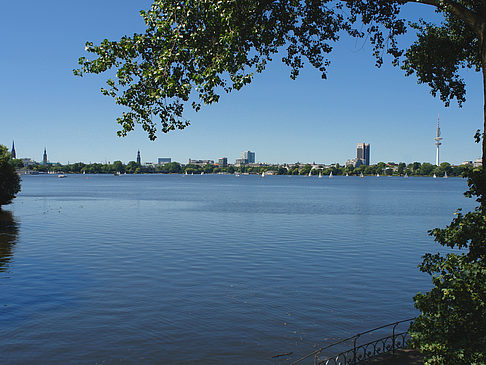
0, 210, 18, 272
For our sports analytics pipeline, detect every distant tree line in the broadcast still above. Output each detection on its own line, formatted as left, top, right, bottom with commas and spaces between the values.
15, 160, 471, 177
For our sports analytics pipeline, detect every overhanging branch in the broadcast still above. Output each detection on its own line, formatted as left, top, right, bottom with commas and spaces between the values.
404, 0, 484, 34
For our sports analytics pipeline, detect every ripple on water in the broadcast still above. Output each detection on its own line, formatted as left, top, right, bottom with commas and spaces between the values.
0, 175, 475, 363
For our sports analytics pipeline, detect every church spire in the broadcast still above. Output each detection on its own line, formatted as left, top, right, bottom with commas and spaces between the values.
43, 147, 48, 165
11, 141, 16, 159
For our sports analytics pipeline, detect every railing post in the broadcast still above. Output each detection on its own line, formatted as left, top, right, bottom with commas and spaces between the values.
392, 322, 398, 355
353, 334, 360, 365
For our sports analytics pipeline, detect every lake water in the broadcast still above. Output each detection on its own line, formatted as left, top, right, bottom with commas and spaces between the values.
0, 174, 476, 364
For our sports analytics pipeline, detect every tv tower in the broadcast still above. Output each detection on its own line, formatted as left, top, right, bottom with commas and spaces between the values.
434, 114, 443, 166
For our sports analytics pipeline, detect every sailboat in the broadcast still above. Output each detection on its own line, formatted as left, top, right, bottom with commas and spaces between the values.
433, 173, 437, 178
308, 170, 312, 177
444, 171, 448, 178
318, 172, 322, 178
329, 171, 333, 179
376, 173, 380, 177
184, 171, 188, 176
261, 171, 265, 178
346, 173, 349, 177
404, 173, 408, 178
360, 172, 364, 178
201, 171, 204, 175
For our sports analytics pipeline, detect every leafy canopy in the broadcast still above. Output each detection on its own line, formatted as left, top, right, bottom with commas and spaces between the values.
411, 168, 486, 364
75, 0, 485, 140
0, 145, 21, 208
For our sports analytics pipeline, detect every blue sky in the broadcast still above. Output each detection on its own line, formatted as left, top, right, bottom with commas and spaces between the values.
1, 1, 483, 165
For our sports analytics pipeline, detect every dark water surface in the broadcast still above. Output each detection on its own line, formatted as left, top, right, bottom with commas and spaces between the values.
0, 174, 476, 364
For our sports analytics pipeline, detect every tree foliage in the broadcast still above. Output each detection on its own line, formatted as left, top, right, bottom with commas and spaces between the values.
75, 0, 486, 146
411, 168, 486, 364
0, 145, 21, 209
74, 1, 486, 361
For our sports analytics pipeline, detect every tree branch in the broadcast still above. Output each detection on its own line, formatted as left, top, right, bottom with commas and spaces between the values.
405, 0, 484, 34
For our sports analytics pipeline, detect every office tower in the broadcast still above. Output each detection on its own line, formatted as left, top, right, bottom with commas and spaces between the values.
242, 150, 255, 164
356, 143, 370, 166
158, 158, 171, 165
218, 157, 228, 167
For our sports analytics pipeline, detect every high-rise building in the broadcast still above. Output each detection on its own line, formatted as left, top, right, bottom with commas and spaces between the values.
137, 150, 141, 165
242, 150, 255, 164
42, 147, 48, 165
218, 157, 228, 167
11, 141, 16, 159
158, 158, 171, 165
434, 114, 443, 166
356, 143, 370, 166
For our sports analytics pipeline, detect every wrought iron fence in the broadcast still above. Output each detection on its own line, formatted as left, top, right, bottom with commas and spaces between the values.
288, 317, 415, 365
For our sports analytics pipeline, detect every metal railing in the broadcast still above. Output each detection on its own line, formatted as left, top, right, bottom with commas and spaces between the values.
289, 318, 416, 365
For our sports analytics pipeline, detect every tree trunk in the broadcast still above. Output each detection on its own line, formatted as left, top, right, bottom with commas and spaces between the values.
480, 23, 486, 209
482, 28, 486, 170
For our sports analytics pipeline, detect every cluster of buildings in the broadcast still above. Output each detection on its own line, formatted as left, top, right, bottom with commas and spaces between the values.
345, 143, 370, 168
7, 119, 484, 169
154, 151, 256, 168
8, 141, 51, 167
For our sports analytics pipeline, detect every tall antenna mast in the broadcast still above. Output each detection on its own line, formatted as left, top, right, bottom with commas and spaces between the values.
434, 113, 443, 166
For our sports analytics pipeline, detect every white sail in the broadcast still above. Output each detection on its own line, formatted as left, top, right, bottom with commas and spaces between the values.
329, 171, 333, 179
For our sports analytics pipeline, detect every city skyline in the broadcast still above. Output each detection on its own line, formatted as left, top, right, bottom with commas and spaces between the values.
1, 1, 483, 165
8, 141, 477, 167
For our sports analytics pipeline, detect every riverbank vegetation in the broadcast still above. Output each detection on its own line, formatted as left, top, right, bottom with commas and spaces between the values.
0, 146, 21, 209
16, 160, 472, 177
411, 166, 486, 364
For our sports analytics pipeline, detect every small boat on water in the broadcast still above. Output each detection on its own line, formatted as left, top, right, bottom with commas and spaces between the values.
308, 170, 312, 177
360, 172, 364, 178
58, 174, 66, 178
376, 173, 380, 177
318, 172, 322, 178
201, 172, 204, 175
261, 172, 265, 178
329, 171, 333, 179
404, 173, 408, 178
114, 171, 121, 176
346, 173, 349, 177
433, 174, 437, 179
444, 171, 448, 178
